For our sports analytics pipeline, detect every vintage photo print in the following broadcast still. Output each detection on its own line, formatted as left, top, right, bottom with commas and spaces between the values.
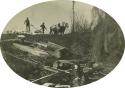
0, 0, 124, 88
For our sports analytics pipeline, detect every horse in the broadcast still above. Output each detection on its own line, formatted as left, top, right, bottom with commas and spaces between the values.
58, 22, 69, 35
50, 25, 58, 35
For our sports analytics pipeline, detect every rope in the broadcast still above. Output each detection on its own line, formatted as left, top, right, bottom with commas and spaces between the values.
30, 24, 40, 30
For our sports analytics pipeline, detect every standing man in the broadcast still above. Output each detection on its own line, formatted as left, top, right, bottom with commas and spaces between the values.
24, 17, 30, 33
40, 22, 47, 34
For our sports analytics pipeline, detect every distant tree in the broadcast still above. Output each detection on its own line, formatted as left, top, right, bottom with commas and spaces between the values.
90, 7, 124, 67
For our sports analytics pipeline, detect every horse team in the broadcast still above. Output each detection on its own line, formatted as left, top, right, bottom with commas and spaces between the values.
49, 22, 69, 35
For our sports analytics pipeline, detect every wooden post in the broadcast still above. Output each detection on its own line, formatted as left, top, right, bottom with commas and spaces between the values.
72, 0, 75, 33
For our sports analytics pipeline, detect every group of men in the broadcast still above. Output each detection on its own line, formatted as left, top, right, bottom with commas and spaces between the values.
24, 17, 69, 34
24, 17, 47, 34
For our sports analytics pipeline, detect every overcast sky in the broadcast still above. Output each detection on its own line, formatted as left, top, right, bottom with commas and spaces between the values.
3, 0, 93, 34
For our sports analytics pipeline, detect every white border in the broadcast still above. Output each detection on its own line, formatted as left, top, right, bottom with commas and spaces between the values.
0, 0, 125, 88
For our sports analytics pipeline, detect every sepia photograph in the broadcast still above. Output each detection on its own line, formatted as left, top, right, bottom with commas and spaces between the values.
0, 0, 124, 88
